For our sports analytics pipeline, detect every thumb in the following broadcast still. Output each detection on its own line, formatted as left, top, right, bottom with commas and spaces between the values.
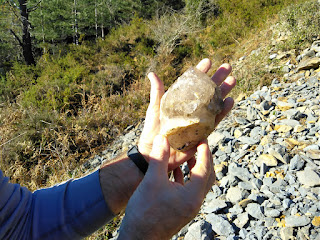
146, 135, 170, 179
148, 72, 164, 108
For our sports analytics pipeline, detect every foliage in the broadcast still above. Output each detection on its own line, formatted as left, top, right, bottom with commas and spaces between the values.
277, 0, 320, 50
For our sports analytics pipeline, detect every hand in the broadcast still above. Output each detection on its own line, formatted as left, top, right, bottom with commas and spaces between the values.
118, 135, 215, 240
138, 59, 236, 170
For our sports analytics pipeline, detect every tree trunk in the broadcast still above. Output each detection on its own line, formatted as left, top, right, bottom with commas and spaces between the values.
18, 0, 35, 65
73, 0, 78, 45
95, 0, 98, 39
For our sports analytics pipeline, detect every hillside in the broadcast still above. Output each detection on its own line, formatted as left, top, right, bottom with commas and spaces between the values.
0, 0, 319, 239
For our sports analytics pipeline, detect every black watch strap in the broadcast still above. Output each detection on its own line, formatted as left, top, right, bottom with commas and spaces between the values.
127, 145, 148, 174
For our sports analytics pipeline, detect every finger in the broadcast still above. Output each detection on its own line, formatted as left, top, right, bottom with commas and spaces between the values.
147, 135, 170, 179
187, 157, 196, 171
212, 63, 232, 86
188, 140, 213, 190
214, 97, 234, 128
139, 73, 164, 153
196, 58, 212, 73
148, 72, 164, 108
173, 167, 184, 185
220, 76, 236, 99
168, 147, 197, 171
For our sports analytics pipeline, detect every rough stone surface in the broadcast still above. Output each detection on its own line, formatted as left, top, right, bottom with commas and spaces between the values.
160, 67, 224, 151
297, 57, 320, 71
246, 203, 265, 219
206, 214, 235, 236
202, 199, 227, 214
285, 216, 311, 227
296, 169, 320, 187
184, 220, 213, 240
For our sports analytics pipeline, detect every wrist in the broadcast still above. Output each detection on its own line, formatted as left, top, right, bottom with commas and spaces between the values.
99, 153, 144, 214
137, 143, 152, 162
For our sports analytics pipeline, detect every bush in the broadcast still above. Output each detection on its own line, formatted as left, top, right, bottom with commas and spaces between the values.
21, 53, 89, 111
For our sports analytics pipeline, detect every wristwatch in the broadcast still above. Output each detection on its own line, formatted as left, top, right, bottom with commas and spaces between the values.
127, 145, 149, 174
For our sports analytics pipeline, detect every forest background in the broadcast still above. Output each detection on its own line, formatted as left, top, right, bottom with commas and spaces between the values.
0, 0, 319, 238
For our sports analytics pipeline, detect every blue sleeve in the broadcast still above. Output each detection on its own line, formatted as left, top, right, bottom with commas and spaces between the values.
0, 169, 115, 240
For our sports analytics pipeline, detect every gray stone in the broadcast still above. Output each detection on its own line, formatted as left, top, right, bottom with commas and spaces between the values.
277, 119, 300, 128
235, 117, 249, 125
209, 185, 222, 199
254, 226, 268, 240
252, 178, 263, 190
248, 194, 265, 205
238, 136, 260, 145
206, 214, 235, 236
263, 177, 275, 187
246, 203, 265, 219
285, 215, 311, 227
220, 175, 239, 189
268, 145, 288, 164
228, 165, 253, 182
260, 163, 267, 176
264, 209, 281, 218
296, 169, 320, 187
283, 198, 293, 209
202, 199, 227, 214
247, 105, 260, 121
304, 145, 319, 151
239, 229, 248, 239
238, 181, 253, 190
226, 187, 249, 203
289, 155, 305, 171
184, 220, 213, 240
208, 131, 225, 147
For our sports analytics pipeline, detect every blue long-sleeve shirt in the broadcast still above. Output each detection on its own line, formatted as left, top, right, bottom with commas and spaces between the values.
0, 169, 115, 240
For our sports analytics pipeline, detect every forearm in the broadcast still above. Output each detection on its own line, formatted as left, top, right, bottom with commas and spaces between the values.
0, 169, 114, 240
99, 152, 144, 215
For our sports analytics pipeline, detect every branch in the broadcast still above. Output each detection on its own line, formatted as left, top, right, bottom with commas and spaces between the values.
5, 0, 23, 23
28, 0, 42, 13
9, 29, 23, 47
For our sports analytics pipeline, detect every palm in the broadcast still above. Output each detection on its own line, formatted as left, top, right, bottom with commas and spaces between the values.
138, 59, 236, 170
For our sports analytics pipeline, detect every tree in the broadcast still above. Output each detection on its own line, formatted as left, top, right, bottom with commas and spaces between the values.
0, 1, 21, 63
5, 0, 36, 65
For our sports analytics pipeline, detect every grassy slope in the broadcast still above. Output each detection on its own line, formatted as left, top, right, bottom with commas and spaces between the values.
0, 0, 319, 238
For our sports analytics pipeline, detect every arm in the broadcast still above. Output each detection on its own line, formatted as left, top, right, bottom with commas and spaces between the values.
0, 169, 113, 240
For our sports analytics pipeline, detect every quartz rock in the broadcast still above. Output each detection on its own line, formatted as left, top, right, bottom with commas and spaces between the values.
160, 67, 223, 151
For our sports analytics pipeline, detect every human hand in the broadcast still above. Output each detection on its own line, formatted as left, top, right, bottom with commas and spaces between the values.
118, 135, 215, 240
138, 59, 236, 170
